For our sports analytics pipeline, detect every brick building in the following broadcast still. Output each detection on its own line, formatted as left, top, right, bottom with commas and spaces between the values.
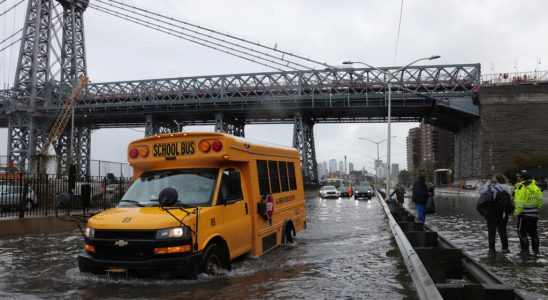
407, 123, 454, 172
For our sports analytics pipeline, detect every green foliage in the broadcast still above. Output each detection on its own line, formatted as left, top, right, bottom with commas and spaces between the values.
415, 160, 435, 180
398, 170, 413, 187
509, 155, 548, 171
504, 155, 548, 182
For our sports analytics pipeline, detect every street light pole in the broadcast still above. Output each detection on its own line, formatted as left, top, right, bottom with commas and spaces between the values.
358, 136, 395, 189
346, 55, 441, 195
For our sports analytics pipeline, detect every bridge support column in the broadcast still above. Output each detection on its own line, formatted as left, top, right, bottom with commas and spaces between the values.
145, 115, 181, 136
293, 113, 317, 184
454, 120, 481, 179
214, 112, 245, 137
52, 125, 91, 178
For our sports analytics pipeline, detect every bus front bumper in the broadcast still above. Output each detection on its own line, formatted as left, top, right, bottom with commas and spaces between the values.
78, 251, 202, 278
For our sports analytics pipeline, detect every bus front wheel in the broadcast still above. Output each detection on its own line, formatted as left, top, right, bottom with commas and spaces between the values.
200, 244, 223, 276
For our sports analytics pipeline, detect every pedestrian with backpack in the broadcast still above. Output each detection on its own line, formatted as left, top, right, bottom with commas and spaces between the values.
477, 173, 514, 253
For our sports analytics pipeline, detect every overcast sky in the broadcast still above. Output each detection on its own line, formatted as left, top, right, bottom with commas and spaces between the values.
1, 0, 547, 172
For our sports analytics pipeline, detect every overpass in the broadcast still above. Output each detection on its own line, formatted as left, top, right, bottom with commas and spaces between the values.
0, 0, 481, 183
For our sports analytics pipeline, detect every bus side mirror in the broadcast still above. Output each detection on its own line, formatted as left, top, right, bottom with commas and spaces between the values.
159, 188, 178, 207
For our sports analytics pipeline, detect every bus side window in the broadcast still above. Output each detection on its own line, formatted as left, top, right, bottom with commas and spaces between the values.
279, 161, 289, 192
268, 161, 281, 193
219, 169, 243, 204
287, 162, 297, 190
257, 160, 270, 195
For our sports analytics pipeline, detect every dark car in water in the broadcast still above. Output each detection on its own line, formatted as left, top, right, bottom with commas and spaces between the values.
354, 185, 373, 200
338, 186, 352, 197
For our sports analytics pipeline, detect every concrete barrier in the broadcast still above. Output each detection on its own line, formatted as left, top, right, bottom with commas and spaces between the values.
0, 216, 80, 238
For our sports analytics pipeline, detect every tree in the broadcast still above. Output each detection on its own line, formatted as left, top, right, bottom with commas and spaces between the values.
398, 170, 413, 187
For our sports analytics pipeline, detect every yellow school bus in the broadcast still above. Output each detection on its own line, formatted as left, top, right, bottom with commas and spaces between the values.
78, 132, 306, 278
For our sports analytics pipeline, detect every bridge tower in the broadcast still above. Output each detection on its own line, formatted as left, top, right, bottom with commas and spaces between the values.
8, 0, 89, 175
293, 113, 317, 184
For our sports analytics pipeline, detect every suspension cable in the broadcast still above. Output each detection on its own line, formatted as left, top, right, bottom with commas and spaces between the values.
88, 4, 286, 72
101, 0, 339, 70
89, 3, 295, 71
0, 36, 20, 53
0, 27, 21, 45
0, 0, 24, 18
95, 0, 315, 71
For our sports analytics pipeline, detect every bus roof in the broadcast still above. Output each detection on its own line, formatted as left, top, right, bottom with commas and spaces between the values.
128, 132, 300, 167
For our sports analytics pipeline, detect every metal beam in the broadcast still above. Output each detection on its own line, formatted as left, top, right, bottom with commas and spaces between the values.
293, 113, 317, 184
214, 112, 245, 137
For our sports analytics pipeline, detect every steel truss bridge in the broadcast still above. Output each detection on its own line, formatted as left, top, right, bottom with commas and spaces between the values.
0, 0, 481, 183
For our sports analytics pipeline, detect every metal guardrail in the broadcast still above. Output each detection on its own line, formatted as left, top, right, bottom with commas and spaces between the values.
481, 70, 548, 86
0, 174, 131, 219
380, 196, 527, 300
375, 190, 443, 300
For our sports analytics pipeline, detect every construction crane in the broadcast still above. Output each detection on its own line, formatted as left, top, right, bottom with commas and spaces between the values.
33, 75, 90, 174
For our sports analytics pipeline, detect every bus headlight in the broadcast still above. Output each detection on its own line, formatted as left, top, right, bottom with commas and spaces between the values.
84, 227, 95, 238
156, 227, 190, 239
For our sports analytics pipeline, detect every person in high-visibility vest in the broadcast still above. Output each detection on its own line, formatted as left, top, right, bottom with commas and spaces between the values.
514, 170, 543, 253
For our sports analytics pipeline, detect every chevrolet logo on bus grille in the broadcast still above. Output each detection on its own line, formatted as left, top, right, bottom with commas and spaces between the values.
114, 240, 128, 247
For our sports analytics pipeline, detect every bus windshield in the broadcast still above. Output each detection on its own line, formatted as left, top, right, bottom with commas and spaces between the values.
119, 168, 218, 207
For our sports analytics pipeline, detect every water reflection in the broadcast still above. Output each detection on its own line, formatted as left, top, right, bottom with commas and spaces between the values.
0, 194, 417, 299
405, 191, 548, 298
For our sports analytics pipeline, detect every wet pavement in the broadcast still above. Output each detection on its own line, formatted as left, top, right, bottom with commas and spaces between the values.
404, 191, 548, 299
0, 192, 416, 299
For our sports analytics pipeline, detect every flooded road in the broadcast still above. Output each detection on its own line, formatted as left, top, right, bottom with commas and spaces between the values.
0, 192, 416, 299
404, 191, 548, 299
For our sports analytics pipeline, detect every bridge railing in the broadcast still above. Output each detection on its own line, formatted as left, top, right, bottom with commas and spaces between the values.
67, 64, 480, 107
481, 70, 548, 86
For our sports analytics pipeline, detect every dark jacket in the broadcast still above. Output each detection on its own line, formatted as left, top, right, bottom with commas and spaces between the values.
412, 177, 429, 205
390, 187, 405, 202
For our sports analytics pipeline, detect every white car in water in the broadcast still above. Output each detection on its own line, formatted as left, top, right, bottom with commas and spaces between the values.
319, 185, 339, 198
0, 185, 39, 210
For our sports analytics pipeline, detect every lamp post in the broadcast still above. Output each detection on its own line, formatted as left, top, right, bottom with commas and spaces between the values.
345, 55, 441, 195
358, 137, 395, 188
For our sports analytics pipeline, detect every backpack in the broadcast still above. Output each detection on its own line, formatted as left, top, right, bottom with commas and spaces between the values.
476, 188, 493, 218
493, 186, 513, 216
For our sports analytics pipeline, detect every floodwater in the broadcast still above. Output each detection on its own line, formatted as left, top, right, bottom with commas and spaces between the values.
404, 191, 548, 299
0, 192, 416, 299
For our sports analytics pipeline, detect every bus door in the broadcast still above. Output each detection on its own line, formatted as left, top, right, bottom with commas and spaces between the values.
218, 168, 252, 256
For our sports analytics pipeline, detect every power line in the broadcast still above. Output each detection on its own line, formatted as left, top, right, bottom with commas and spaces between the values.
392, 0, 404, 65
